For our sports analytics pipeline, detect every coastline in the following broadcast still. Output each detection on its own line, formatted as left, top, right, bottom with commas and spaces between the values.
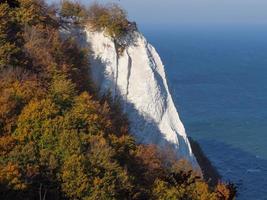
189, 137, 221, 186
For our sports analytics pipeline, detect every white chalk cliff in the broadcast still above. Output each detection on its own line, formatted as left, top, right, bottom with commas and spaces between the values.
85, 27, 198, 166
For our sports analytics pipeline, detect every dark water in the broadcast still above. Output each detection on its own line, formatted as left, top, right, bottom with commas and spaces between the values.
143, 26, 267, 200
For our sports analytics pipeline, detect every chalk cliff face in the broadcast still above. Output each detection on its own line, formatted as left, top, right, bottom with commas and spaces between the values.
85, 28, 198, 166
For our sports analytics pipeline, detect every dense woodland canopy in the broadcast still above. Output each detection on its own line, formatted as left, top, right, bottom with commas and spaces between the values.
0, 0, 237, 199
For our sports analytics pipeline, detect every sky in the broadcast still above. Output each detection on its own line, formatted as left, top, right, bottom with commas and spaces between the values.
48, 0, 267, 28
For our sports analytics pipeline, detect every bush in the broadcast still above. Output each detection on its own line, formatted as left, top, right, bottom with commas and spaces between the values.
87, 3, 129, 39
60, 0, 87, 23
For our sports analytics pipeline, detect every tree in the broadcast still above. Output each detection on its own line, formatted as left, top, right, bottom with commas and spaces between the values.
0, 3, 25, 70
15, 0, 52, 26
61, 154, 90, 199
0, 67, 43, 134
49, 73, 76, 111
135, 145, 165, 185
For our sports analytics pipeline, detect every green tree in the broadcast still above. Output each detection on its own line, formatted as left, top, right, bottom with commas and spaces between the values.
49, 73, 76, 111
16, 0, 55, 26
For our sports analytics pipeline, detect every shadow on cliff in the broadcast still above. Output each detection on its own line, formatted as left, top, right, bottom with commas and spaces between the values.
189, 137, 221, 186
88, 59, 195, 169
196, 139, 267, 200
82, 28, 200, 173
118, 93, 202, 174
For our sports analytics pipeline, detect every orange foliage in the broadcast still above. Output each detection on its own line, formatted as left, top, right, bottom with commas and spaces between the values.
0, 68, 44, 134
216, 182, 237, 200
0, 163, 26, 190
135, 144, 165, 184
0, 135, 16, 156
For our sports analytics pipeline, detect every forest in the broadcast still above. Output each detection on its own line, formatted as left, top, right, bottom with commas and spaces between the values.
0, 0, 236, 199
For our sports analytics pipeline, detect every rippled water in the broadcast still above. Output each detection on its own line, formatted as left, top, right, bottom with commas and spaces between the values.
143, 26, 267, 199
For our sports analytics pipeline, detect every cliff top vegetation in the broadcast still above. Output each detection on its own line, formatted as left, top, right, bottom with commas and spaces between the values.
60, 0, 134, 39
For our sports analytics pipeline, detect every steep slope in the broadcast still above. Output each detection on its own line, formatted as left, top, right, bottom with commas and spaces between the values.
86, 28, 198, 166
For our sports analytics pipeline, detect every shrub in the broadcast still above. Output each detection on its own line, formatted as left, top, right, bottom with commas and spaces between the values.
60, 0, 87, 23
87, 3, 129, 39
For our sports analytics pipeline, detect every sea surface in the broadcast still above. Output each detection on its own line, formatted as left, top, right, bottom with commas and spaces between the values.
142, 25, 267, 200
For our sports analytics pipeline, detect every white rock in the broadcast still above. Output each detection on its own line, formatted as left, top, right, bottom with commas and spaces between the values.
86, 28, 198, 166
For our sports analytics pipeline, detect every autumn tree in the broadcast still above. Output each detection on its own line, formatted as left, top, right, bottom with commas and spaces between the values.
0, 2, 25, 70
0, 68, 43, 134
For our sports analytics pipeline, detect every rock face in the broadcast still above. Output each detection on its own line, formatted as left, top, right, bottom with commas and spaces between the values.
85, 28, 198, 166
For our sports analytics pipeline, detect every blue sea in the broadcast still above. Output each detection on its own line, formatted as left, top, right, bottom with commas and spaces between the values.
143, 25, 267, 200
